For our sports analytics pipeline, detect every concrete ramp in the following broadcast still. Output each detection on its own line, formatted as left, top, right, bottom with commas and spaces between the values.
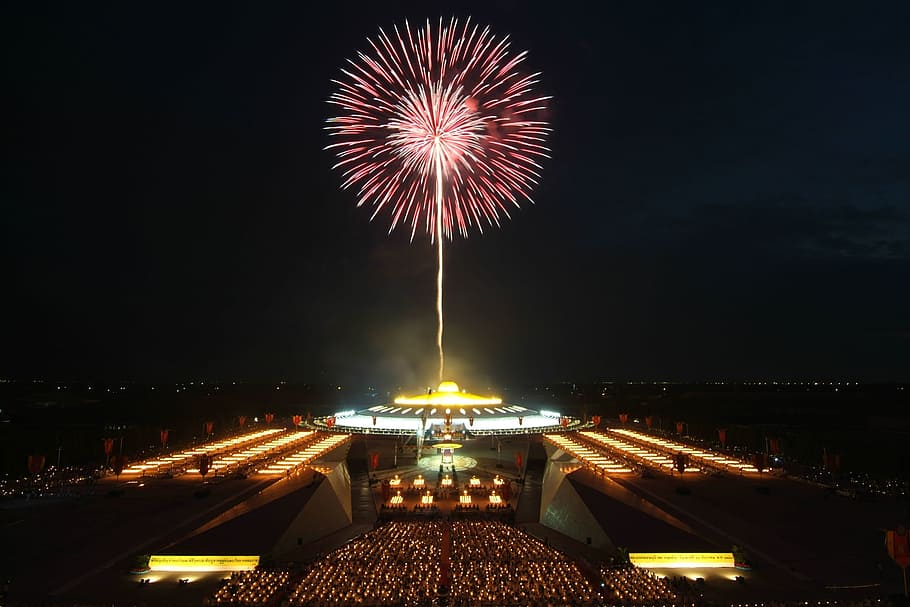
539, 454, 615, 551
272, 460, 352, 558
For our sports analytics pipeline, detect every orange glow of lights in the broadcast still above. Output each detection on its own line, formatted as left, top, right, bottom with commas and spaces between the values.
628, 552, 735, 568
543, 434, 632, 474
394, 382, 501, 406
148, 555, 260, 572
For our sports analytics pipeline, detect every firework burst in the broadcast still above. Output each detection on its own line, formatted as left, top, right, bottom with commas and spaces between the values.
326, 17, 551, 240
327, 18, 551, 382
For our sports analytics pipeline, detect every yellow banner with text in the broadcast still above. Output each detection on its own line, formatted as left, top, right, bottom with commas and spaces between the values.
148, 555, 260, 572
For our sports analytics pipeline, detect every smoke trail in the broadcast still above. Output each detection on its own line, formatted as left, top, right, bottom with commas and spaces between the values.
435, 151, 445, 383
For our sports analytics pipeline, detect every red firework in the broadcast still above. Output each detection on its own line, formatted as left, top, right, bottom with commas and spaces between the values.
327, 17, 551, 240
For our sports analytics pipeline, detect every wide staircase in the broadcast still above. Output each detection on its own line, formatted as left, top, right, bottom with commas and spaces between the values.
346, 439, 377, 526
514, 439, 547, 523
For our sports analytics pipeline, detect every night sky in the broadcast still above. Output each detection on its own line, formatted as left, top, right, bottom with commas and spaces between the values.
5, 2, 909, 386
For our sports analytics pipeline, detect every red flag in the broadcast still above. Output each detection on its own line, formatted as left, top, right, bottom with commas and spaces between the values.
204, 421, 213, 435
645, 415, 653, 429
619, 413, 628, 424
515, 452, 523, 471
676, 421, 684, 435
292, 414, 302, 427
265, 413, 274, 424
591, 415, 601, 426
160, 429, 169, 446
885, 526, 910, 569
718, 428, 727, 447
370, 452, 379, 470
103, 438, 114, 457
769, 438, 780, 454
326, 416, 336, 429
238, 415, 246, 428
111, 454, 126, 476
27, 455, 46, 475
560, 417, 568, 428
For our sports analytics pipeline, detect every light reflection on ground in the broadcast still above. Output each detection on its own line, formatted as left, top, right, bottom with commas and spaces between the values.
417, 454, 478, 472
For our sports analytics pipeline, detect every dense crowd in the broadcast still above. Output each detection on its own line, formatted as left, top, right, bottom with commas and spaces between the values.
288, 521, 443, 606
448, 520, 599, 606
600, 566, 678, 604
207, 569, 294, 605
199, 520, 900, 607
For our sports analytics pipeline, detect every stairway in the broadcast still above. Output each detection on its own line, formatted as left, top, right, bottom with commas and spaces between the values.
514, 439, 547, 523
347, 439, 377, 525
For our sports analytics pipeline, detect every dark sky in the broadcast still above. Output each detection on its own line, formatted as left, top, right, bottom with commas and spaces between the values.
4, 2, 909, 386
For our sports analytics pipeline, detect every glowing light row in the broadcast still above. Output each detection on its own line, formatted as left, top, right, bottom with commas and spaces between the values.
149, 555, 260, 572
580, 431, 700, 473
628, 552, 735, 568
257, 434, 350, 475
121, 429, 284, 475
186, 431, 317, 475
608, 428, 760, 473
330, 412, 576, 432
543, 434, 631, 474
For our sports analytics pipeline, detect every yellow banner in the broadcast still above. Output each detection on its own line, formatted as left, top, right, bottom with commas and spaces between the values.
148, 555, 260, 572
629, 552, 735, 568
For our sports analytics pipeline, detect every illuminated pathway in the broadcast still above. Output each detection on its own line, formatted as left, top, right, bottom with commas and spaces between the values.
186, 430, 322, 475
256, 433, 350, 475
543, 434, 632, 474
608, 427, 760, 474
120, 429, 286, 475
579, 431, 700, 474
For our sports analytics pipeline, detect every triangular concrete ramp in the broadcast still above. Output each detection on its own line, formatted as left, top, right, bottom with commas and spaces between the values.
570, 469, 702, 537
539, 445, 581, 522
169, 442, 354, 559
539, 453, 615, 551
271, 459, 352, 559
539, 449, 717, 554
568, 470, 717, 552
171, 471, 328, 555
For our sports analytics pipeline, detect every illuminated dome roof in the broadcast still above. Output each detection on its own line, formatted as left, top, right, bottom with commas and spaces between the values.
393, 381, 502, 406
437, 381, 459, 393
314, 379, 583, 435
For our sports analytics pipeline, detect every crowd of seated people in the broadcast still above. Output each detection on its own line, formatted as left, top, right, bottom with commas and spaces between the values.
288, 521, 443, 606
599, 566, 678, 605
207, 568, 293, 605
447, 520, 598, 606
198, 526, 896, 607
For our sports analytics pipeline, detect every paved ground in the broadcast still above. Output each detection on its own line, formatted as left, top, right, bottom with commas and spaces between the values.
611, 469, 908, 595
1, 471, 278, 603
3, 432, 906, 605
